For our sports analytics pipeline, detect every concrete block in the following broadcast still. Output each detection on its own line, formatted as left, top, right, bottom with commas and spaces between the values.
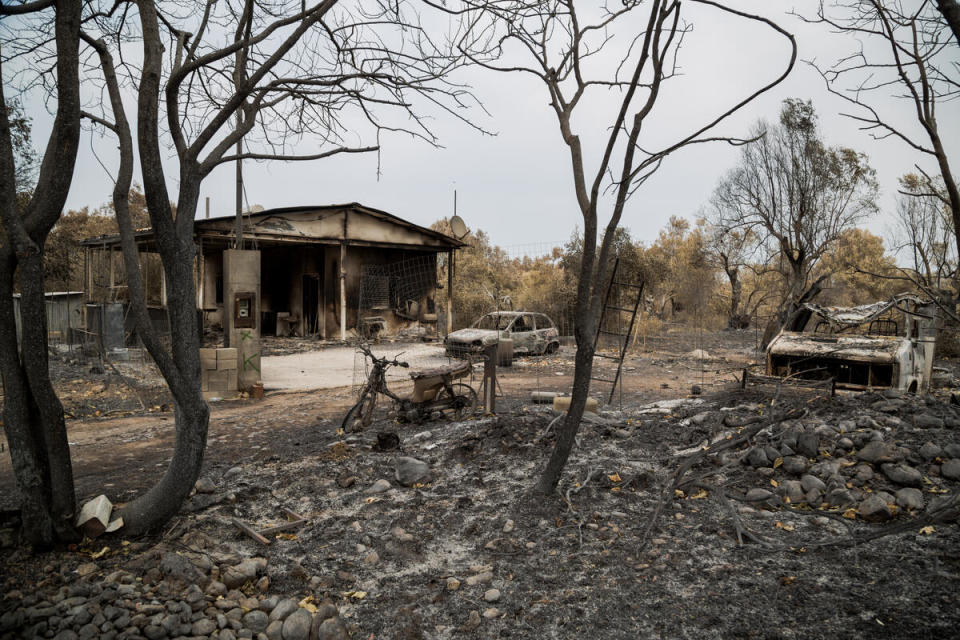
76, 495, 112, 538
217, 348, 238, 362
200, 348, 218, 370
206, 369, 237, 391
217, 359, 237, 371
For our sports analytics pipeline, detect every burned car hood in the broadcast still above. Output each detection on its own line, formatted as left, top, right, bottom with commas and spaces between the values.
768, 332, 904, 363
445, 328, 502, 343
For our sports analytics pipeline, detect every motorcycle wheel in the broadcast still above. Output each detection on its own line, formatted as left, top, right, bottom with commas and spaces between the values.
437, 383, 478, 420
342, 387, 377, 432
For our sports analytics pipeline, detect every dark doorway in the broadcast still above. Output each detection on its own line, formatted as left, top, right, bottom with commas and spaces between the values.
303, 274, 320, 335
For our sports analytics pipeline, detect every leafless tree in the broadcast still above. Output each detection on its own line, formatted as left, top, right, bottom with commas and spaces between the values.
711, 99, 879, 346
892, 175, 956, 289
806, 1, 960, 285
0, 0, 481, 541
0, 0, 82, 547
452, 0, 796, 493
702, 218, 760, 329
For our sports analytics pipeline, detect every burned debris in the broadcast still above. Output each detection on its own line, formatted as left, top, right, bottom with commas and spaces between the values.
763, 295, 939, 393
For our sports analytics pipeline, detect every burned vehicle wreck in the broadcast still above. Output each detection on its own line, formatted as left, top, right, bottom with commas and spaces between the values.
765, 295, 938, 393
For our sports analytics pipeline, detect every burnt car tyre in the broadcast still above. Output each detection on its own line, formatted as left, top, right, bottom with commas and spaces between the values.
544, 342, 559, 355
437, 383, 478, 420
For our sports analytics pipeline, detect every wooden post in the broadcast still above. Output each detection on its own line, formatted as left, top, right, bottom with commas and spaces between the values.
340, 241, 347, 341
446, 249, 454, 336
108, 247, 115, 300
483, 343, 497, 414
160, 263, 167, 308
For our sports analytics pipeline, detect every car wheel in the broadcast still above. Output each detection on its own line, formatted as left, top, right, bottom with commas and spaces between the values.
545, 342, 559, 355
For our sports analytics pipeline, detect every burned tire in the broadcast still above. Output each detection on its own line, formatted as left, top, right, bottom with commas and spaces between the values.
544, 342, 559, 355
342, 388, 377, 432
438, 383, 478, 420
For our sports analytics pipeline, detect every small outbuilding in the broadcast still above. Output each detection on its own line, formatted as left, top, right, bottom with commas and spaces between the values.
81, 203, 463, 342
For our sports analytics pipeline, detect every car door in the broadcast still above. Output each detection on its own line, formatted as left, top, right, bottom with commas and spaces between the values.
509, 314, 535, 353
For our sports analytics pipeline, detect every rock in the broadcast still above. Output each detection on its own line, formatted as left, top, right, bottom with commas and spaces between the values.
269, 599, 298, 622
225, 466, 243, 479
461, 611, 481, 632
482, 608, 500, 619
336, 475, 358, 488
745, 447, 769, 468
780, 480, 805, 504
782, 456, 808, 475
826, 488, 856, 507
854, 465, 874, 485
281, 608, 312, 640
856, 441, 900, 464
919, 442, 943, 461
800, 475, 826, 493
483, 589, 500, 603
881, 463, 923, 487
242, 609, 269, 633
394, 457, 430, 486
895, 488, 924, 510
312, 616, 349, 640
192, 618, 217, 635
265, 620, 284, 640
944, 443, 960, 458
744, 488, 775, 502
858, 495, 892, 522
314, 603, 338, 623
160, 552, 207, 587
194, 477, 216, 494
942, 459, 960, 480
836, 437, 854, 451
363, 551, 379, 565
366, 479, 391, 494
205, 581, 227, 597
76, 563, 98, 577
797, 432, 820, 458
913, 414, 945, 429
223, 559, 262, 590
502, 520, 515, 533
142, 624, 166, 640
446, 577, 460, 591
465, 572, 493, 586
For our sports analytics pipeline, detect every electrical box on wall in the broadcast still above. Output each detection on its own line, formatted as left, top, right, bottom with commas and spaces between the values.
234, 292, 256, 328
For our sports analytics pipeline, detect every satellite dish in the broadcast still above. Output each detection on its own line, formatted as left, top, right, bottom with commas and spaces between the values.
249, 204, 265, 213
450, 215, 469, 240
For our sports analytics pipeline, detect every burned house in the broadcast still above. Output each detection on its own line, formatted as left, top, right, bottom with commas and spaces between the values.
80, 203, 463, 343
765, 295, 938, 392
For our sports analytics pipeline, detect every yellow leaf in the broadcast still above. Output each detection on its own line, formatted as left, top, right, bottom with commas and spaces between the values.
783, 524, 794, 531
842, 509, 858, 520
298, 596, 318, 613
689, 489, 708, 500
90, 546, 110, 559
364, 497, 379, 504
277, 533, 297, 541
674, 489, 685, 499
770, 479, 779, 488
772, 457, 783, 469
919, 525, 935, 535
610, 487, 621, 493
341, 591, 367, 599
608, 473, 622, 483
780, 576, 796, 586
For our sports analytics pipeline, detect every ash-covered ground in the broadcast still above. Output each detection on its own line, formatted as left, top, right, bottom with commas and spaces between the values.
3, 382, 960, 639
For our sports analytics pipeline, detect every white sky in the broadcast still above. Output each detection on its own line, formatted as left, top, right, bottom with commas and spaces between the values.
23, 1, 960, 252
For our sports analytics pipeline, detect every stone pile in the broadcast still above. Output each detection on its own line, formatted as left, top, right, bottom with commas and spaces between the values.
0, 551, 349, 640
731, 391, 960, 521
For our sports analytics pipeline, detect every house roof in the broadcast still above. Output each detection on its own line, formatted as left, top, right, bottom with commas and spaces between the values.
81, 202, 465, 250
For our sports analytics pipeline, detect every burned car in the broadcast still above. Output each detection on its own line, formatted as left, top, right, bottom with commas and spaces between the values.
765, 295, 938, 393
444, 311, 560, 357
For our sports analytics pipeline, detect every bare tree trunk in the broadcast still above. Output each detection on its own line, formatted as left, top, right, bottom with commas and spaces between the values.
0, 0, 82, 547
726, 267, 743, 329
937, 0, 960, 46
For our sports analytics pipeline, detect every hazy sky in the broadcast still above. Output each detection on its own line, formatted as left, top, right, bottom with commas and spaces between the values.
26, 1, 960, 253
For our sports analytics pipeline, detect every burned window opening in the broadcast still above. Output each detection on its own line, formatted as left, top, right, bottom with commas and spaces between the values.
769, 355, 894, 388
